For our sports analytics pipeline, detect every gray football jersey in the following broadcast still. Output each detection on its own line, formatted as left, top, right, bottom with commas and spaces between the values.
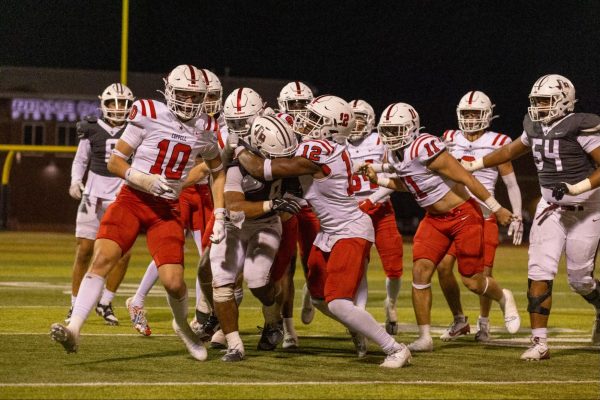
523, 113, 600, 187
76, 118, 125, 177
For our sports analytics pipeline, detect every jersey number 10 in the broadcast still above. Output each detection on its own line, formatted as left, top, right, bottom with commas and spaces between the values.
149, 139, 192, 179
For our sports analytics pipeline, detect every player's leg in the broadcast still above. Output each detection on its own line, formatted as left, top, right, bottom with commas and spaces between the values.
95, 251, 130, 325
126, 260, 158, 336
564, 206, 600, 345
475, 217, 500, 342
437, 249, 470, 341
297, 207, 320, 324
373, 206, 404, 335
324, 238, 411, 368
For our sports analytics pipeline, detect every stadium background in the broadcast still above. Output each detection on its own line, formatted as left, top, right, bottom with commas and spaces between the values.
0, 1, 599, 234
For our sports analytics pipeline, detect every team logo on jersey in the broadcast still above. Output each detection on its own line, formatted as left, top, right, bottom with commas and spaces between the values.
129, 105, 138, 120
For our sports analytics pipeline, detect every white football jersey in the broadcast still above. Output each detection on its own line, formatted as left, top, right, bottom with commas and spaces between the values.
121, 99, 219, 183
443, 130, 511, 199
295, 139, 374, 251
387, 133, 454, 208
348, 131, 389, 202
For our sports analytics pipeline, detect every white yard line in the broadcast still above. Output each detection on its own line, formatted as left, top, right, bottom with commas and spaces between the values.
0, 380, 598, 388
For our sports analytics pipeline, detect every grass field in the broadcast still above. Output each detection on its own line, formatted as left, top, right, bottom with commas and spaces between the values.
0, 232, 598, 399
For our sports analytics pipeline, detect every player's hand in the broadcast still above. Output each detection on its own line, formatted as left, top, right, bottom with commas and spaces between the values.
551, 182, 569, 201
494, 207, 513, 226
227, 131, 239, 150
125, 168, 172, 197
507, 216, 524, 245
359, 165, 379, 184
68, 181, 85, 200
460, 158, 484, 172
158, 179, 183, 200
210, 215, 226, 244
262, 106, 276, 116
358, 199, 381, 215
271, 198, 301, 214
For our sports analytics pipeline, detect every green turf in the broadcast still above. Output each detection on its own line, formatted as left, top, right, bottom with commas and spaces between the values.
0, 232, 598, 399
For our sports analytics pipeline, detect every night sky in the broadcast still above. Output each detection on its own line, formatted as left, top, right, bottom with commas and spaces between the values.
2, 1, 600, 137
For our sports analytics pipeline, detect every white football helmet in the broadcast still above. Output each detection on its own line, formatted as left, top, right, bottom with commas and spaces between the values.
528, 74, 576, 124
98, 83, 134, 124
199, 69, 223, 115
277, 81, 314, 118
377, 103, 420, 150
456, 91, 495, 133
349, 99, 375, 141
223, 88, 265, 138
250, 115, 298, 159
293, 95, 355, 144
162, 64, 207, 120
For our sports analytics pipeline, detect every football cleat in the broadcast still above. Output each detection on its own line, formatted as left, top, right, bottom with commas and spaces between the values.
301, 284, 315, 325
221, 348, 244, 362
592, 314, 600, 345
210, 329, 227, 349
125, 297, 151, 336
257, 322, 284, 351
50, 323, 79, 353
190, 314, 219, 342
475, 318, 491, 342
407, 336, 434, 352
172, 319, 207, 361
500, 289, 520, 334
440, 317, 470, 341
282, 332, 299, 349
95, 302, 119, 326
350, 331, 368, 358
384, 298, 398, 335
520, 337, 550, 361
380, 344, 411, 368
64, 307, 73, 325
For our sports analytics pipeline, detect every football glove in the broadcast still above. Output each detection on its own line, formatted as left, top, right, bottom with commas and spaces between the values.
210, 210, 227, 244
125, 168, 172, 197
68, 181, 85, 200
358, 199, 381, 215
271, 198, 301, 214
507, 216, 524, 246
551, 183, 569, 201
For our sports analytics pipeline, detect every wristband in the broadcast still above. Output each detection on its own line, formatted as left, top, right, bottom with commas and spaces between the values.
472, 158, 485, 171
112, 148, 129, 160
484, 196, 502, 213
377, 177, 390, 187
569, 178, 592, 195
214, 208, 226, 220
209, 163, 223, 173
263, 159, 273, 181
262, 201, 273, 213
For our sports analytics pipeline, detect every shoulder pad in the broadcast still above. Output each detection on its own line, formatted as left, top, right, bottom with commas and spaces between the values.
76, 119, 96, 139
577, 113, 600, 132
409, 134, 446, 162
84, 115, 98, 123
295, 140, 335, 164
491, 132, 512, 147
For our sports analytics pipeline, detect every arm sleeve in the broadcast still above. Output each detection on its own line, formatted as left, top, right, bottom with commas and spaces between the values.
501, 172, 522, 217
368, 186, 395, 203
577, 133, 600, 153
519, 130, 530, 146
71, 139, 91, 184
224, 166, 244, 193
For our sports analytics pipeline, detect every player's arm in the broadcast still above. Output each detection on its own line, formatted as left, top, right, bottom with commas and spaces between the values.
428, 150, 513, 225
108, 139, 135, 179
69, 139, 91, 199
464, 139, 530, 171
552, 146, 600, 200
499, 161, 524, 245
205, 155, 225, 210
183, 159, 210, 189
237, 148, 320, 180
225, 191, 269, 220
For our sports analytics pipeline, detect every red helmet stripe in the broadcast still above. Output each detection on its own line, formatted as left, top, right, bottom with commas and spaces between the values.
295, 81, 301, 94
385, 103, 398, 121
468, 91, 475, 104
187, 65, 196, 84
236, 88, 244, 112
200, 69, 210, 85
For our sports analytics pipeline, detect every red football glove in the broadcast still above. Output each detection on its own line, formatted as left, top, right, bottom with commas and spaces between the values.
359, 199, 381, 215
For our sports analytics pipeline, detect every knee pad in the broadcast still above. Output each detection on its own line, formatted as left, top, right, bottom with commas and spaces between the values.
412, 282, 432, 290
568, 275, 596, 296
527, 279, 553, 315
213, 285, 234, 303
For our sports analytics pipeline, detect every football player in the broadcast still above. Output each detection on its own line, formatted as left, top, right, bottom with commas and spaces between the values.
234, 95, 412, 368
51, 64, 226, 361
462, 74, 600, 359
437, 91, 524, 342
210, 116, 301, 361
359, 102, 520, 353
66, 83, 135, 326
349, 99, 405, 336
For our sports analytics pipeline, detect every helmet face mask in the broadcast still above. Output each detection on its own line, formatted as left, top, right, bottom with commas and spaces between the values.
278, 81, 314, 119
527, 74, 576, 124
250, 116, 298, 159
456, 91, 494, 133
199, 69, 223, 115
293, 109, 325, 140
349, 99, 375, 141
377, 103, 420, 151
162, 65, 207, 120
223, 87, 264, 138
99, 83, 134, 125
292, 95, 354, 143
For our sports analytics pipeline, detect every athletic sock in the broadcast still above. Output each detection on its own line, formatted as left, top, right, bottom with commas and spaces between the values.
225, 331, 245, 354
132, 261, 159, 308
385, 277, 401, 306
354, 268, 368, 309
283, 317, 297, 337
166, 292, 194, 338
99, 289, 115, 306
531, 328, 548, 342
68, 273, 105, 334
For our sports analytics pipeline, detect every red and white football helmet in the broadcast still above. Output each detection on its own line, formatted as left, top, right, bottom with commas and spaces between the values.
528, 74, 576, 124
223, 87, 265, 138
250, 116, 298, 159
377, 103, 420, 150
456, 91, 496, 133
277, 81, 314, 118
293, 95, 355, 144
99, 83, 134, 124
199, 69, 223, 115
162, 64, 207, 120
349, 99, 376, 141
